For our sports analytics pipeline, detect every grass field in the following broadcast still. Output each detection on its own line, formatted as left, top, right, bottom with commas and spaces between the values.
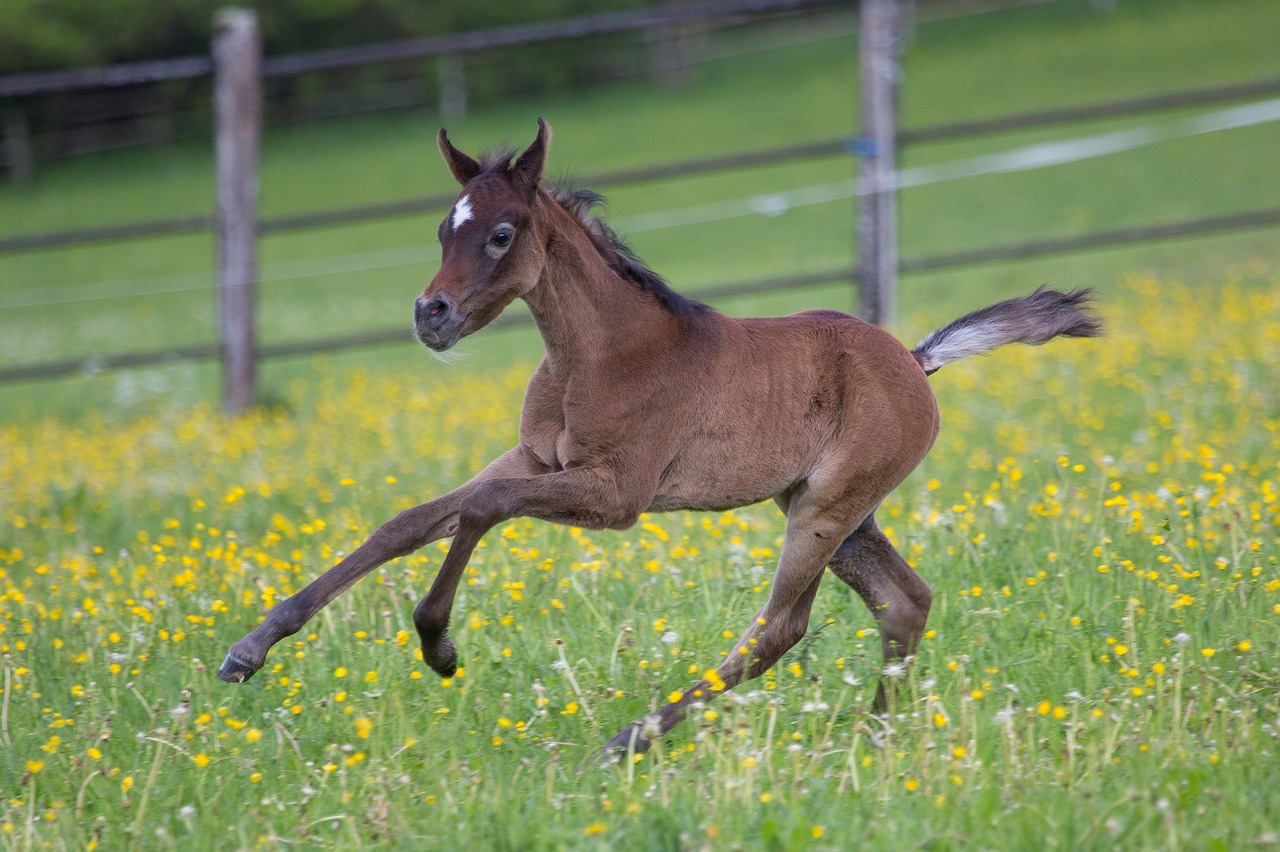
2, 0, 1280, 848
2, 277, 1277, 849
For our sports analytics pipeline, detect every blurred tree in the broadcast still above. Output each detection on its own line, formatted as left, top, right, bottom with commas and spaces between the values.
0, 0, 654, 74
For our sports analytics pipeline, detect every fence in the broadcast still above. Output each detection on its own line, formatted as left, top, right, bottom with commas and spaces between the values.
3, 1, 1280, 410
0, 0, 839, 172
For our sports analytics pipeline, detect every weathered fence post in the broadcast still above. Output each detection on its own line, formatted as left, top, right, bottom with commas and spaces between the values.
213, 9, 261, 414
437, 53, 468, 124
856, 0, 901, 326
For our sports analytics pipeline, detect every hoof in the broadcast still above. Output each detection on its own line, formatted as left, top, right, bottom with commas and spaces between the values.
420, 634, 458, 678
217, 653, 260, 683
599, 725, 651, 760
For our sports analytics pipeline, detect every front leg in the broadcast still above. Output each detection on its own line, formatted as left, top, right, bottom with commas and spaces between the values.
218, 446, 546, 683
413, 466, 649, 678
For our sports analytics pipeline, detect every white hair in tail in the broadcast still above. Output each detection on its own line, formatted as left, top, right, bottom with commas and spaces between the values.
912, 287, 1101, 375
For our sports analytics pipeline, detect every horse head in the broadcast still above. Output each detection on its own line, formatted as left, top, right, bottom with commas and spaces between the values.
413, 119, 551, 352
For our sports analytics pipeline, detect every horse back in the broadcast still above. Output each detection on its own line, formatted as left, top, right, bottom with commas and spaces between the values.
646, 310, 939, 511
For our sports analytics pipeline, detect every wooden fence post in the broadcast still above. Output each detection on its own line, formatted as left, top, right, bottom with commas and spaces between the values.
213, 9, 261, 414
856, 0, 900, 326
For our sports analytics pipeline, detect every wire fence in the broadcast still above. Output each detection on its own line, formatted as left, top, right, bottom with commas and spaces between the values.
2, 4, 1279, 388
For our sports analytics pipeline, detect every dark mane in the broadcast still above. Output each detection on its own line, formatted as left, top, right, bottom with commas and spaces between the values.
476, 149, 708, 317
549, 187, 710, 318
477, 147, 519, 174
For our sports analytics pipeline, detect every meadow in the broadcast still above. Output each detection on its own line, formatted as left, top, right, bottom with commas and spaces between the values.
2, 0, 1280, 849
2, 275, 1277, 849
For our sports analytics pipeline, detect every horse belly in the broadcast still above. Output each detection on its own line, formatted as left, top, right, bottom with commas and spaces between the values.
647, 434, 810, 512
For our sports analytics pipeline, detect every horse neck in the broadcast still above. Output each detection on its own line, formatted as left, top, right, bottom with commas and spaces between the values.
523, 198, 676, 372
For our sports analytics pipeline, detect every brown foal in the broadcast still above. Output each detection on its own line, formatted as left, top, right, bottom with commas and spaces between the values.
219, 120, 1100, 755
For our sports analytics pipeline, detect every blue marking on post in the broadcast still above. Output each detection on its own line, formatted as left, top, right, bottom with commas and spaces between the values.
847, 137, 879, 157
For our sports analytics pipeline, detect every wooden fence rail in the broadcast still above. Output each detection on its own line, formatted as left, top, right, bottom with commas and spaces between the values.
5, 204, 1279, 385
6, 73, 1280, 256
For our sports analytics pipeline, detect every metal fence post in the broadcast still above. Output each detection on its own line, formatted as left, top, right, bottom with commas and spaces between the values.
857, 0, 900, 326
213, 9, 261, 414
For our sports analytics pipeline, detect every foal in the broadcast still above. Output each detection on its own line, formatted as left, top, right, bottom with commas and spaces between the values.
220, 120, 1100, 753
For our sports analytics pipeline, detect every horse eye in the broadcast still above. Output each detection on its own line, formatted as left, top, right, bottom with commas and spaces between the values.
490, 229, 513, 249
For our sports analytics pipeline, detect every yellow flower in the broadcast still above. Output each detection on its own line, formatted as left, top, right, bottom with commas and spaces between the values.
583, 823, 607, 836
194, 753, 210, 768
355, 717, 373, 739
245, 728, 263, 743
25, 760, 43, 775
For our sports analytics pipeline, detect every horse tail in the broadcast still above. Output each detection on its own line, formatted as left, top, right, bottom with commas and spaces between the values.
911, 286, 1101, 376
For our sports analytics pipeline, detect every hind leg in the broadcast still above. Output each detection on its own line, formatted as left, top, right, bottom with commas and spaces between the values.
599, 489, 870, 757
827, 515, 932, 712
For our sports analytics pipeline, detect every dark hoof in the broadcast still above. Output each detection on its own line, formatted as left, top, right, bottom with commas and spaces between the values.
595, 725, 650, 764
420, 636, 457, 678
217, 653, 260, 683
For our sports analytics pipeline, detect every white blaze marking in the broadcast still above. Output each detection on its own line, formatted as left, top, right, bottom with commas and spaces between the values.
451, 195, 473, 231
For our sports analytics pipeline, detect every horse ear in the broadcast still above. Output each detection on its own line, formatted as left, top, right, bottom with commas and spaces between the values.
512, 118, 550, 195
437, 129, 481, 185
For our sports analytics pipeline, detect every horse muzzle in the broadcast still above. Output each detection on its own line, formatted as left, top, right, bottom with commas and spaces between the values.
413, 295, 464, 351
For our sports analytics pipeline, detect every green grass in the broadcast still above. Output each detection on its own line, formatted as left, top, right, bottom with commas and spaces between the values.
1, 279, 1277, 849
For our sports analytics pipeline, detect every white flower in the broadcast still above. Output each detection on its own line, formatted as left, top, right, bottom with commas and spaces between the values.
641, 715, 662, 741
882, 661, 908, 680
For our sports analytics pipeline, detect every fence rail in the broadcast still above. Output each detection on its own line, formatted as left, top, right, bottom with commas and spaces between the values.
6, 204, 1279, 385
0, 0, 837, 98
6, 71, 1280, 256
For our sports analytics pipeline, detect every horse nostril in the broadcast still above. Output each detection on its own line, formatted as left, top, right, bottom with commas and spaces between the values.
417, 296, 452, 330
